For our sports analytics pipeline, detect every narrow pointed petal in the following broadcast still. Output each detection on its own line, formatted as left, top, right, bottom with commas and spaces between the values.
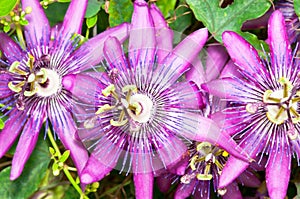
49, 109, 88, 175
220, 60, 241, 78
133, 173, 154, 199
222, 31, 267, 80
0, 33, 24, 63
268, 10, 292, 70
0, 110, 27, 158
175, 113, 250, 162
265, 144, 291, 199
150, 4, 173, 62
22, 0, 50, 46
62, 73, 103, 104
158, 28, 208, 86
205, 45, 228, 82
103, 37, 128, 72
10, 112, 45, 180
61, 0, 88, 38
80, 154, 114, 184
68, 23, 129, 73
174, 180, 196, 199
219, 156, 250, 188
186, 57, 206, 86
129, 1, 156, 67
201, 78, 245, 101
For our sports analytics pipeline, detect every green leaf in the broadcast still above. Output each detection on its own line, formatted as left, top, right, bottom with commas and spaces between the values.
108, 0, 133, 27
295, 0, 300, 18
0, 0, 17, 17
57, 0, 71, 2
156, 0, 177, 17
86, 15, 98, 28
59, 150, 70, 163
169, 2, 192, 44
44, 2, 70, 27
85, 0, 104, 18
0, 134, 51, 199
186, 0, 271, 50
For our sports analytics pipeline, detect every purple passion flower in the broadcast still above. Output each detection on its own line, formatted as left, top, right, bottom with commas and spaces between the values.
63, 1, 250, 198
0, 0, 129, 180
202, 10, 299, 199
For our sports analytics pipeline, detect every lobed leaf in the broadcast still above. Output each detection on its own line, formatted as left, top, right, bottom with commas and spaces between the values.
186, 0, 271, 50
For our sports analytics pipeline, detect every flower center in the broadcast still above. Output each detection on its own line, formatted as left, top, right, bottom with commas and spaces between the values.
246, 77, 300, 126
7, 54, 62, 110
180, 142, 228, 183
87, 84, 153, 129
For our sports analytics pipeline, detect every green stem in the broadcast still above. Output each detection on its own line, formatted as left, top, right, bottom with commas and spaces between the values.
47, 129, 88, 199
15, 24, 26, 49
85, 28, 90, 39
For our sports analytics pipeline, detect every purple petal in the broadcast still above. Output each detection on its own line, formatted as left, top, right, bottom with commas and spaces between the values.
268, 10, 292, 71
62, 73, 102, 104
237, 171, 261, 188
133, 173, 154, 199
159, 28, 208, 85
60, 0, 88, 38
222, 182, 243, 199
22, 0, 50, 46
49, 109, 88, 175
68, 23, 129, 73
169, 81, 204, 109
219, 60, 241, 78
150, 4, 173, 63
129, 1, 156, 67
219, 156, 250, 188
103, 36, 128, 71
0, 110, 27, 158
222, 31, 267, 80
174, 180, 196, 199
156, 174, 172, 193
11, 111, 45, 180
0, 33, 24, 63
0, 73, 14, 98
80, 154, 114, 184
265, 143, 291, 199
178, 113, 250, 162
205, 45, 228, 82
169, 156, 189, 175
201, 78, 245, 101
186, 57, 206, 87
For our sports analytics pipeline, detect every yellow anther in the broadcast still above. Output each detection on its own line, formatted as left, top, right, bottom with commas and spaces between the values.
9, 61, 27, 75
122, 85, 138, 93
27, 73, 36, 83
28, 54, 35, 70
196, 142, 212, 154
189, 155, 198, 171
95, 104, 113, 114
278, 77, 292, 91
102, 84, 116, 97
222, 150, 229, 157
25, 6, 32, 14
110, 118, 128, 126
8, 82, 23, 93
36, 68, 48, 83
266, 112, 284, 125
24, 86, 38, 97
196, 173, 212, 181
129, 102, 142, 115
263, 90, 280, 103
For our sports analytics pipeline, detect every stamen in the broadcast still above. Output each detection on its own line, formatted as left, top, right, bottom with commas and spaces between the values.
95, 104, 114, 114
217, 188, 227, 196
